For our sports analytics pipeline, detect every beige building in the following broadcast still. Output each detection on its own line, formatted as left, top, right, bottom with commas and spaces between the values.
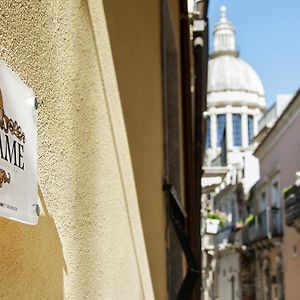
242, 180, 283, 300
254, 90, 300, 300
242, 92, 300, 300
240, 94, 292, 300
0, 0, 208, 299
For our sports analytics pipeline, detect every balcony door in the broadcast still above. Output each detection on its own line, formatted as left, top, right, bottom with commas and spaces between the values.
263, 259, 272, 300
259, 191, 267, 212
271, 179, 282, 235
271, 181, 280, 208
258, 190, 268, 238
276, 256, 285, 300
230, 275, 235, 300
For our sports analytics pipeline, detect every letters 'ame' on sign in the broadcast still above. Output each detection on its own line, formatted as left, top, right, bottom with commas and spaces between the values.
0, 60, 38, 225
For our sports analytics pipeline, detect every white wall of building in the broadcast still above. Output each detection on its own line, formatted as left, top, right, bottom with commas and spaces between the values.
217, 251, 241, 300
243, 151, 260, 194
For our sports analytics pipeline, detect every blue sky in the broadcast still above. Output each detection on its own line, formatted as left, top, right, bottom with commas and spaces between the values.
207, 0, 300, 107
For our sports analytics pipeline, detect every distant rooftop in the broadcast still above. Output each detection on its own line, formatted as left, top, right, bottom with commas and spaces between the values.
258, 94, 293, 132
255, 94, 293, 143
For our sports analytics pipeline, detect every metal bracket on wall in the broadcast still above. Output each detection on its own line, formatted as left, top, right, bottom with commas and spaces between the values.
163, 179, 201, 300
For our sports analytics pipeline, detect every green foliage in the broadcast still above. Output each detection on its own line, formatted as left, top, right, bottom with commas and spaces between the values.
244, 214, 254, 225
207, 210, 227, 228
283, 185, 293, 197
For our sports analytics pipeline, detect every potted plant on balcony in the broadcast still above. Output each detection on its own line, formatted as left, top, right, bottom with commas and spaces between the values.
206, 210, 227, 234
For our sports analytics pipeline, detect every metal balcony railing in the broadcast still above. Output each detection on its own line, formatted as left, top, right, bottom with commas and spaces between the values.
242, 207, 283, 246
257, 209, 268, 239
214, 225, 235, 247
242, 219, 256, 246
285, 185, 300, 226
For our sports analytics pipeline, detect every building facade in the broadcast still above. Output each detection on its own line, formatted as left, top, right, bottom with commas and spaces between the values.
240, 93, 294, 300
250, 90, 300, 300
0, 1, 209, 299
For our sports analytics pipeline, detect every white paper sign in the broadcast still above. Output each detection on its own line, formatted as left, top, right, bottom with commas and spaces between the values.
0, 60, 38, 225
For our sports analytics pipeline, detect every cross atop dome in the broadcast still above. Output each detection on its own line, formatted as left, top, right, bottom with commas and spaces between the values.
211, 6, 238, 58
220, 5, 227, 22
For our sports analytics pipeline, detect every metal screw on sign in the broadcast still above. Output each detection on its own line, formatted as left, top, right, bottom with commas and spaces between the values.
35, 204, 40, 216
34, 97, 38, 110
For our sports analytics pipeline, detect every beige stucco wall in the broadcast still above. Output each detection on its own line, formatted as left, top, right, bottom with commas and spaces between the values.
0, 0, 159, 299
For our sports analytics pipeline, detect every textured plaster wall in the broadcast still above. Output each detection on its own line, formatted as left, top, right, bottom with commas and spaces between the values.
0, 0, 154, 299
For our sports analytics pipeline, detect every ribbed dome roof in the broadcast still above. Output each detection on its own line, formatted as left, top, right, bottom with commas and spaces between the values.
208, 55, 265, 97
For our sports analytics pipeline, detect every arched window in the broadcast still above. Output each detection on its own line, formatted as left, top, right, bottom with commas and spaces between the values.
276, 256, 284, 300
263, 259, 272, 300
230, 275, 235, 300
232, 114, 242, 146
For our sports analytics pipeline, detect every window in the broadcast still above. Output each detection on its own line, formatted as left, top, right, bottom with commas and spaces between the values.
206, 116, 211, 148
248, 115, 254, 145
276, 257, 284, 300
271, 181, 280, 208
217, 114, 226, 147
260, 191, 267, 212
232, 114, 242, 146
264, 263, 272, 300
271, 180, 281, 234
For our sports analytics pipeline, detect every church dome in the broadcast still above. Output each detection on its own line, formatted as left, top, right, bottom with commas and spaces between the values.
208, 56, 265, 97
207, 6, 266, 109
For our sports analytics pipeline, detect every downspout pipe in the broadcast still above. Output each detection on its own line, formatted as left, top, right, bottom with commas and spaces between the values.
193, 12, 209, 300
178, 0, 209, 299
179, 0, 198, 299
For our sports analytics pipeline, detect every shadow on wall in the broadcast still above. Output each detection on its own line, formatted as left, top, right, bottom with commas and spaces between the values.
0, 185, 66, 299
102, 1, 167, 299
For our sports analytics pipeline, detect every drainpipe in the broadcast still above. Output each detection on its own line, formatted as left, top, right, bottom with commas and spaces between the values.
178, 0, 209, 299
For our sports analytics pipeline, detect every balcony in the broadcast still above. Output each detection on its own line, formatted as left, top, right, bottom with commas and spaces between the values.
214, 225, 235, 248
242, 218, 256, 246
285, 185, 300, 229
242, 207, 283, 246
